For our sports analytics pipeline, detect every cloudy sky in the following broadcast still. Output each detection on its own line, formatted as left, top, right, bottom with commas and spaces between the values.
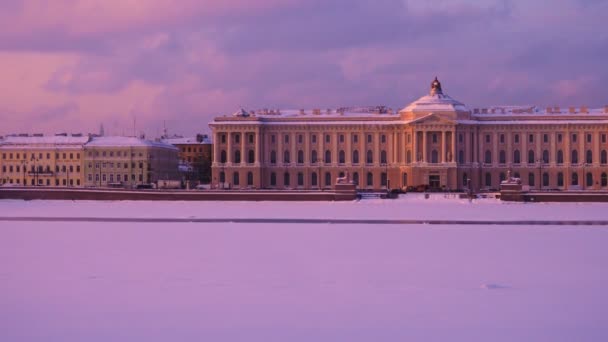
1, 0, 606, 137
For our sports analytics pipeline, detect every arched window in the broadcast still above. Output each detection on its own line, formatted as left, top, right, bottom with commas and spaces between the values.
284, 172, 290, 187
311, 172, 318, 187
586, 150, 593, 164
311, 150, 318, 164
543, 172, 549, 187
499, 150, 506, 164
247, 172, 253, 186
270, 150, 277, 164
602, 150, 608, 165
367, 172, 374, 186
234, 150, 241, 164
219, 171, 225, 183
248, 150, 255, 164
380, 150, 387, 164
485, 172, 492, 187
297, 150, 304, 164
542, 150, 549, 164
283, 150, 290, 164
233, 172, 240, 186
270, 172, 276, 186
297, 172, 304, 186
366, 150, 373, 164
514, 150, 521, 164
572, 172, 579, 186
528, 173, 535, 186
458, 150, 464, 164
353, 172, 359, 185
586, 172, 593, 187
528, 150, 535, 164
353, 150, 359, 164
557, 172, 564, 187
557, 150, 564, 164
602, 173, 608, 187
324, 150, 331, 164
432, 150, 439, 163
572, 150, 579, 164
339, 150, 345, 164
220, 150, 227, 163
406, 150, 412, 164
325, 172, 332, 187
484, 150, 492, 164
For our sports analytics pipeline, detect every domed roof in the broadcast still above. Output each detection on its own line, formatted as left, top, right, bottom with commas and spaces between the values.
399, 77, 468, 114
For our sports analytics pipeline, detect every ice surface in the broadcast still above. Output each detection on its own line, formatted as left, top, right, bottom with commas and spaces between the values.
1, 197, 608, 341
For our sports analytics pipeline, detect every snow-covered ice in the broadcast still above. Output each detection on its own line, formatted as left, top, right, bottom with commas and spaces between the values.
1, 196, 608, 341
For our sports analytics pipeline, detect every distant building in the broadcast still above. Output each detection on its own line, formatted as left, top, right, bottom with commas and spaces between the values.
209, 78, 608, 191
83, 136, 180, 188
162, 134, 213, 184
0, 134, 88, 187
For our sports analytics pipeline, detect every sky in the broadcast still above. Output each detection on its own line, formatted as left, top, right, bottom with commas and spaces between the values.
0, 0, 606, 137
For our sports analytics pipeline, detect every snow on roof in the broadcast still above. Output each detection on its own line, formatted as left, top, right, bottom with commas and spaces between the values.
85, 136, 178, 150
223, 106, 396, 119
0, 135, 90, 148
399, 93, 468, 113
161, 136, 212, 145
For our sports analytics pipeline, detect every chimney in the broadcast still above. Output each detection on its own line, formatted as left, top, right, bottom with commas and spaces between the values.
326, 109, 332, 114
490, 108, 496, 114
546, 107, 553, 114
481, 108, 488, 114
581, 105, 589, 113
473, 108, 479, 114
604, 106, 608, 114
569, 107, 576, 114
313, 109, 321, 115
299, 109, 305, 115
554, 106, 560, 113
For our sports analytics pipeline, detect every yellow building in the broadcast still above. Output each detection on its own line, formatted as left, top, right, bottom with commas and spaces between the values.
0, 134, 87, 187
210, 78, 608, 192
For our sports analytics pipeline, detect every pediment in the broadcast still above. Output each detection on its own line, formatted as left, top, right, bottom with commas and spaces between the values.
410, 113, 456, 126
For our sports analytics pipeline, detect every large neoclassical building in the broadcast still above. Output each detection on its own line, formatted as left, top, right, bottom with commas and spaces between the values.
209, 78, 608, 192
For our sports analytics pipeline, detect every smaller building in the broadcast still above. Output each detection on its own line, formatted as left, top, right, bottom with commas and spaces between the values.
162, 134, 213, 184
83, 136, 180, 188
0, 134, 88, 187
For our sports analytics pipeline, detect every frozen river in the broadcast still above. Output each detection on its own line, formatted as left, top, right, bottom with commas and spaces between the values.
1, 196, 608, 341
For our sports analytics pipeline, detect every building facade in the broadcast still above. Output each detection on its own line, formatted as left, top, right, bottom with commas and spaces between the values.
83, 136, 180, 188
209, 78, 608, 192
162, 134, 213, 184
0, 134, 87, 187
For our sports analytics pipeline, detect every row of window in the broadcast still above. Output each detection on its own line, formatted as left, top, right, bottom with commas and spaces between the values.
1, 165, 80, 173
219, 133, 391, 145
87, 174, 144, 182
88, 162, 145, 169
218, 171, 388, 188
477, 132, 608, 145
87, 151, 145, 158
477, 149, 608, 165
219, 149, 390, 165
1, 152, 80, 160
1, 178, 81, 186
180, 147, 205, 153
463, 171, 608, 188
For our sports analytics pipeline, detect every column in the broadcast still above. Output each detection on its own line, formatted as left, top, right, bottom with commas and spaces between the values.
401, 132, 407, 164
254, 128, 261, 165
304, 132, 310, 165
291, 132, 297, 166
451, 130, 456, 163
412, 131, 417, 163
346, 132, 352, 164
506, 131, 512, 164
227, 131, 232, 164
213, 132, 220, 163
550, 132, 556, 166
521, 129, 527, 165
374, 131, 381, 166
422, 131, 427, 163
441, 131, 446, 163
493, 131, 498, 166
241, 132, 246, 164
594, 130, 601, 166
388, 132, 394, 164
333, 131, 338, 166
277, 132, 283, 164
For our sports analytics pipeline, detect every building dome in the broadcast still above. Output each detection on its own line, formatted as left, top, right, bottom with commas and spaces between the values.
399, 77, 469, 120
